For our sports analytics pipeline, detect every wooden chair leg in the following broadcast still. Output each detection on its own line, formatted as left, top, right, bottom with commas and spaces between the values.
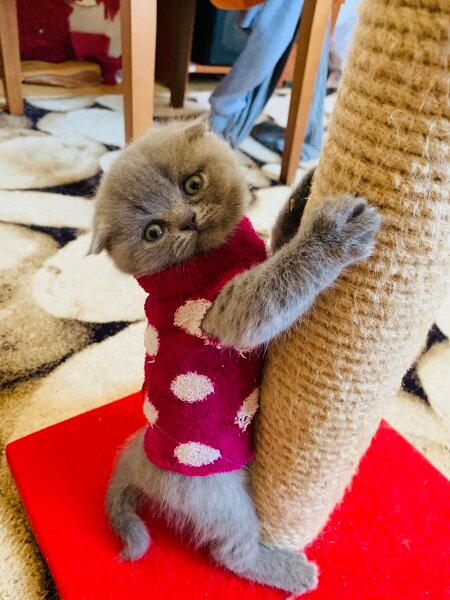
280, 0, 332, 185
331, 0, 345, 38
170, 0, 196, 108
0, 0, 23, 116
121, 0, 157, 144
277, 42, 297, 88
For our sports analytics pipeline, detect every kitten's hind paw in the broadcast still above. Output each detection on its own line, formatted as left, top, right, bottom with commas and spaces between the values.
267, 547, 318, 595
245, 545, 319, 595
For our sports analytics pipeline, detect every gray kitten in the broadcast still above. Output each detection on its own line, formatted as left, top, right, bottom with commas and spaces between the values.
90, 119, 380, 595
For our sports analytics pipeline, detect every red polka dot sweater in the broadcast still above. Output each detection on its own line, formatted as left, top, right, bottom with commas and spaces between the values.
136, 218, 267, 476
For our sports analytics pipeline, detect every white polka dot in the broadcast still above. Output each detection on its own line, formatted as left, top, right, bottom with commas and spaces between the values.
144, 324, 159, 356
143, 394, 159, 426
174, 442, 221, 467
170, 372, 214, 403
235, 389, 259, 432
173, 299, 212, 339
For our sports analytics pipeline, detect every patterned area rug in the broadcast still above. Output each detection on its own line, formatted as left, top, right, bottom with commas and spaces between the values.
0, 87, 449, 600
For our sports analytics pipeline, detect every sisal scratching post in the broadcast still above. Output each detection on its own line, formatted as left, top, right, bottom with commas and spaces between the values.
252, 0, 450, 549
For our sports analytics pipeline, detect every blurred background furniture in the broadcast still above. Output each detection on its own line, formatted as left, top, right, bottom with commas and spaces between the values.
281, 0, 335, 183
120, 0, 156, 142
155, 0, 297, 106
0, 0, 23, 115
2, 0, 342, 183
154, 0, 343, 184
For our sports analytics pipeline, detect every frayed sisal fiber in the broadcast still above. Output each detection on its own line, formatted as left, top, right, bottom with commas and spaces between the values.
252, 0, 450, 549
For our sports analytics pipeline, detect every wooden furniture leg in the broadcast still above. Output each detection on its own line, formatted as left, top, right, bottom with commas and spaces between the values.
277, 42, 297, 88
121, 0, 157, 143
170, 0, 196, 108
331, 0, 345, 37
0, 0, 23, 116
280, 0, 332, 184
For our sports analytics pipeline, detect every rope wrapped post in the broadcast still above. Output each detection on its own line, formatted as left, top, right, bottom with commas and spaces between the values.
252, 0, 449, 549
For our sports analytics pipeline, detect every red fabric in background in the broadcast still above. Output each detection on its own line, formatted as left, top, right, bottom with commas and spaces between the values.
16, 0, 120, 80
6, 392, 450, 600
17, 0, 74, 63
70, 32, 121, 85
95, 0, 120, 19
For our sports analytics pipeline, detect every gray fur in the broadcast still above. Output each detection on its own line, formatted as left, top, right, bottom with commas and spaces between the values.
202, 193, 380, 349
271, 167, 315, 252
89, 118, 248, 276
107, 431, 318, 593
91, 119, 380, 594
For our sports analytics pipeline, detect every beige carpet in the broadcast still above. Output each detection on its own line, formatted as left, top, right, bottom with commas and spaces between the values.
0, 87, 449, 600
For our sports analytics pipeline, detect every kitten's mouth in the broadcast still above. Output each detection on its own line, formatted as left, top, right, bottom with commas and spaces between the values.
194, 227, 219, 254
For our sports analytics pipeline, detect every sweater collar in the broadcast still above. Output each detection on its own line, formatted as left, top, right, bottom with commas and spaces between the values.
136, 217, 255, 300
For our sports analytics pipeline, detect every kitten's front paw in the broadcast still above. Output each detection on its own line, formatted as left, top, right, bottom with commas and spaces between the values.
308, 194, 381, 265
271, 168, 315, 252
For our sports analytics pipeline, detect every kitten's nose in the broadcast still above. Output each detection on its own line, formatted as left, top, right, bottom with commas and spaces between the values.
180, 211, 198, 231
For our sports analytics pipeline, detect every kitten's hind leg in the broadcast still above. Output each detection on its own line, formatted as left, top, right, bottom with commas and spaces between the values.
185, 470, 318, 594
105, 432, 151, 560
210, 527, 318, 594
238, 544, 318, 595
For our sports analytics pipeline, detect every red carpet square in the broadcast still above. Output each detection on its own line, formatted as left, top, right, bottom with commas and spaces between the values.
6, 392, 450, 600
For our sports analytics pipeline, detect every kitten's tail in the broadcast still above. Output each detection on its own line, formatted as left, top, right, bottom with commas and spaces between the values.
105, 472, 150, 561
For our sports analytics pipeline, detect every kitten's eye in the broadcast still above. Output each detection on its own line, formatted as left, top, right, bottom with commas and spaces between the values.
144, 221, 165, 242
183, 173, 204, 195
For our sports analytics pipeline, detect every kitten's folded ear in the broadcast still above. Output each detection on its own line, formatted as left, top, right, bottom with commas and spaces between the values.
87, 224, 110, 256
182, 114, 210, 141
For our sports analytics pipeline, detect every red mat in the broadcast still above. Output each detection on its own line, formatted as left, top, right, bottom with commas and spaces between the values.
6, 392, 450, 600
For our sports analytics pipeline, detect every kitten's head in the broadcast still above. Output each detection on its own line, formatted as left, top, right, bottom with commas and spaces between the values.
89, 118, 250, 276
